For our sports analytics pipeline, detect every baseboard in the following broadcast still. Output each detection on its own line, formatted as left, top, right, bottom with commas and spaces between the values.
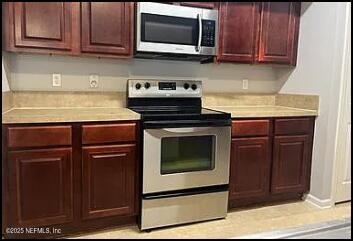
304, 194, 333, 209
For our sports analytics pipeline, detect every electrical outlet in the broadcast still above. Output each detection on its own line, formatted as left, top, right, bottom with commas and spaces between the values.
242, 79, 248, 90
89, 74, 99, 88
52, 74, 61, 87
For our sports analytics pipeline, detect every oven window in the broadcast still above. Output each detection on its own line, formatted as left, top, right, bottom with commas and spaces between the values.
161, 135, 215, 175
141, 13, 199, 46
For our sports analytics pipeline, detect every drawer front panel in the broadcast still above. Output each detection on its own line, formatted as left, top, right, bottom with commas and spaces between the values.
232, 120, 270, 137
8, 126, 72, 148
275, 118, 313, 135
82, 123, 136, 145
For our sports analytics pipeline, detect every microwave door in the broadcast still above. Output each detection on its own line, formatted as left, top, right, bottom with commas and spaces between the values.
137, 2, 202, 55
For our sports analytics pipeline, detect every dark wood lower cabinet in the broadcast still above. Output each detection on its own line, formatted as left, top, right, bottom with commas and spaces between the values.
2, 121, 139, 238
82, 144, 137, 219
8, 148, 74, 227
229, 117, 315, 208
229, 137, 270, 200
271, 135, 310, 194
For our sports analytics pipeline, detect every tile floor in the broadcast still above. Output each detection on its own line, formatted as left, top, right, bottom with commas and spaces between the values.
70, 200, 351, 239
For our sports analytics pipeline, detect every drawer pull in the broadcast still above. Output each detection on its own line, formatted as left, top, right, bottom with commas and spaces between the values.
92, 153, 127, 159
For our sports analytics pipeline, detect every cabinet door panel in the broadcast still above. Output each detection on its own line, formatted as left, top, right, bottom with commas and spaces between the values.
229, 137, 270, 200
272, 135, 309, 193
81, 2, 133, 56
258, 2, 300, 65
218, 2, 260, 63
13, 2, 73, 50
82, 144, 136, 219
8, 148, 73, 227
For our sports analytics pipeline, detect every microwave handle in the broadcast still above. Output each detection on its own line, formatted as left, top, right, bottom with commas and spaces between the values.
196, 14, 202, 52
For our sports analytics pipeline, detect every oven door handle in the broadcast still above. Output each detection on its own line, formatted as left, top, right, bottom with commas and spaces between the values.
162, 127, 211, 133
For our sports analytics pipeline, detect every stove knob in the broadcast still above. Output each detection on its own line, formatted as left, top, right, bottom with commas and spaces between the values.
144, 82, 151, 89
191, 84, 197, 90
135, 83, 141, 90
183, 83, 190, 90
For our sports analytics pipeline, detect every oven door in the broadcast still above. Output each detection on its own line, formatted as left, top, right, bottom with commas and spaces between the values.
143, 126, 230, 194
136, 2, 218, 56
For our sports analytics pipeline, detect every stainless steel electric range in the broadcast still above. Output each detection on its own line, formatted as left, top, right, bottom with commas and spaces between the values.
127, 79, 231, 231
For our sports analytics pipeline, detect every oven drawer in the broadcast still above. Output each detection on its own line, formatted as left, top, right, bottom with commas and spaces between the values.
82, 123, 136, 145
141, 191, 228, 230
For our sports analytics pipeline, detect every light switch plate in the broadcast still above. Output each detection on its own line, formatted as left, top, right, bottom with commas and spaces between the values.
89, 74, 99, 88
52, 74, 61, 87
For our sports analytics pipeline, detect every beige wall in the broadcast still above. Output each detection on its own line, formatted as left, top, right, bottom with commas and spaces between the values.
8, 53, 279, 93
2, 52, 11, 92
278, 2, 351, 203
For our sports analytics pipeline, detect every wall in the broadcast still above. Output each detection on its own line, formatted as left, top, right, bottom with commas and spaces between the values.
276, 2, 351, 204
2, 52, 11, 92
8, 54, 278, 93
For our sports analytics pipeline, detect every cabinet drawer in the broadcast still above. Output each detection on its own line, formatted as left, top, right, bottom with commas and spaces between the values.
82, 123, 136, 145
275, 118, 313, 135
8, 126, 72, 148
232, 120, 270, 137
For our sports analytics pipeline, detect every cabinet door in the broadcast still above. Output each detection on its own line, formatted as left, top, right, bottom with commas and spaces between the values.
272, 135, 309, 194
258, 2, 301, 65
8, 148, 73, 227
218, 2, 260, 63
82, 144, 136, 219
179, 2, 217, 9
229, 137, 270, 200
81, 2, 133, 56
13, 2, 74, 51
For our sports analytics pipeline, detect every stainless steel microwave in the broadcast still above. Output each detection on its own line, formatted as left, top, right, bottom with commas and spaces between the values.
136, 2, 218, 57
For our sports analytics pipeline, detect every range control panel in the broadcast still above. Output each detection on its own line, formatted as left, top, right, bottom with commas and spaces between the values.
128, 79, 202, 98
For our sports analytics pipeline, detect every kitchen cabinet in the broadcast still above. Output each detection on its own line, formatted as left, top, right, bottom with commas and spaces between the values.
8, 148, 73, 227
81, 2, 134, 57
271, 135, 310, 194
3, 2, 134, 58
258, 2, 301, 65
82, 144, 137, 219
229, 137, 270, 200
3, 2, 79, 55
2, 121, 139, 238
218, 2, 300, 65
229, 117, 315, 208
218, 2, 260, 63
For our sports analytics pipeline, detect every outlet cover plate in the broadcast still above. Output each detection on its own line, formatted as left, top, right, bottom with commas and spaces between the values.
89, 74, 99, 88
52, 74, 61, 87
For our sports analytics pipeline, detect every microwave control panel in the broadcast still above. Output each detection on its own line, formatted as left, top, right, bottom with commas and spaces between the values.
201, 20, 216, 47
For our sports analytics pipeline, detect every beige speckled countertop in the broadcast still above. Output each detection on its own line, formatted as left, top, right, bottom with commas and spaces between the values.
207, 105, 318, 118
2, 107, 140, 124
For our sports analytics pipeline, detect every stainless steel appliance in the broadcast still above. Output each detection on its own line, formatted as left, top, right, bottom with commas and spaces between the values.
128, 79, 231, 231
135, 2, 218, 60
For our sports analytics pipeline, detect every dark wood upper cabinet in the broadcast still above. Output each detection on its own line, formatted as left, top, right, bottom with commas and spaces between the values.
217, 2, 260, 63
6, 2, 77, 53
271, 135, 309, 194
229, 137, 270, 200
82, 144, 137, 219
81, 2, 134, 56
258, 2, 301, 65
8, 148, 73, 227
218, 2, 300, 65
